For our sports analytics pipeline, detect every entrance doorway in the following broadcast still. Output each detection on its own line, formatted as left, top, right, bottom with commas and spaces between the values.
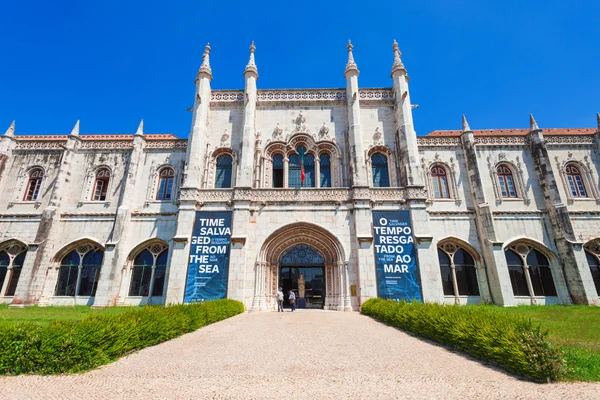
278, 244, 325, 309
279, 266, 325, 309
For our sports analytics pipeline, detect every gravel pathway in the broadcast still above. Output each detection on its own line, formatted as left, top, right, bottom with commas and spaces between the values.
1, 310, 599, 399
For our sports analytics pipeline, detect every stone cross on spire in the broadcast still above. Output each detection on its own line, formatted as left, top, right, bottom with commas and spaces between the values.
4, 121, 15, 137
244, 41, 258, 77
198, 43, 213, 80
344, 40, 359, 76
391, 40, 407, 77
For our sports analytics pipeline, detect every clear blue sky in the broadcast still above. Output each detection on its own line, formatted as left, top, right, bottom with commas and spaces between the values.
1, 0, 598, 137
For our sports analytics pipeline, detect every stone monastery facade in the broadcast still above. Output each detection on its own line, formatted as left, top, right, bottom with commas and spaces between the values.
0, 41, 599, 310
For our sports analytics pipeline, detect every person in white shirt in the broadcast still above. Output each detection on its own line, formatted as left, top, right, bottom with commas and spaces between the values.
275, 287, 284, 312
288, 290, 296, 312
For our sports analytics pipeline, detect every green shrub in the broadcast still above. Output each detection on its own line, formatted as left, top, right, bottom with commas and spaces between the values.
0, 299, 244, 375
361, 298, 565, 382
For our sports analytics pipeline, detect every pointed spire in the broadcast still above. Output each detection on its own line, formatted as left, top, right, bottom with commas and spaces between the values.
529, 114, 540, 131
345, 40, 359, 77
197, 43, 213, 80
135, 119, 144, 136
70, 120, 80, 136
596, 112, 600, 131
391, 40, 407, 77
4, 121, 15, 137
244, 41, 258, 77
462, 115, 471, 133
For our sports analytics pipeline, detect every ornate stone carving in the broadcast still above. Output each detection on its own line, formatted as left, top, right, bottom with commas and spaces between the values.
373, 127, 383, 145
272, 123, 283, 139
487, 154, 530, 205
220, 129, 230, 147
319, 123, 330, 139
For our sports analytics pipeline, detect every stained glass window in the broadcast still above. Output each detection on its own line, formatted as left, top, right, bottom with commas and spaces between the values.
280, 244, 325, 266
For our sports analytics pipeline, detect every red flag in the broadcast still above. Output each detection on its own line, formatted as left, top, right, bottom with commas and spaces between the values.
300, 148, 305, 185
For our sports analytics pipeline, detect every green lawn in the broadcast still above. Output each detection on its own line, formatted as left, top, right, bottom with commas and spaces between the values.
492, 305, 600, 382
0, 304, 139, 325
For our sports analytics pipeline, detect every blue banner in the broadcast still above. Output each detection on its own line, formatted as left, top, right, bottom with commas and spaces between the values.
184, 211, 232, 303
372, 210, 422, 302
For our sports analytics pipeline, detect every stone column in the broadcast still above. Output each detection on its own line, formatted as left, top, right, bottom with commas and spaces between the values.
93, 121, 146, 307
527, 115, 598, 304
184, 44, 212, 189
344, 41, 368, 187
390, 41, 423, 186
343, 261, 353, 311
251, 261, 261, 311
164, 204, 196, 305
11, 122, 81, 307
336, 261, 345, 311
236, 42, 259, 188
460, 116, 515, 305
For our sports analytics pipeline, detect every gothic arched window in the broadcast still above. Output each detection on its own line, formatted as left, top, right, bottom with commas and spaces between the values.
24, 168, 44, 201
583, 242, 600, 296
288, 147, 304, 189
55, 246, 104, 297
129, 243, 169, 297
304, 153, 315, 188
565, 163, 587, 198
505, 244, 557, 297
319, 153, 331, 188
371, 153, 389, 188
0, 243, 27, 297
215, 154, 233, 189
431, 164, 450, 199
497, 164, 517, 198
156, 167, 175, 200
437, 243, 479, 296
92, 168, 111, 201
272, 154, 284, 188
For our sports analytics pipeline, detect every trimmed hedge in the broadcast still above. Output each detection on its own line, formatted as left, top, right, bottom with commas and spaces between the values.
0, 299, 244, 375
361, 298, 565, 382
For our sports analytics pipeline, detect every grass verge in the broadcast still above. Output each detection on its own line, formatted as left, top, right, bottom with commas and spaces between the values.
0, 304, 139, 325
361, 298, 565, 382
0, 299, 244, 375
490, 305, 600, 382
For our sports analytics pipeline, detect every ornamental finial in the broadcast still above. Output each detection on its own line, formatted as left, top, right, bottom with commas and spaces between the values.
597, 112, 600, 131
245, 41, 259, 78
391, 39, 407, 77
4, 120, 15, 137
70, 120, 80, 136
344, 40, 359, 77
136, 119, 144, 136
462, 115, 471, 133
198, 43, 213, 79
529, 113, 540, 131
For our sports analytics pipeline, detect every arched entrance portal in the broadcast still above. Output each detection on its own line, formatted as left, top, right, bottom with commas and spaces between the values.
279, 244, 326, 309
253, 222, 352, 311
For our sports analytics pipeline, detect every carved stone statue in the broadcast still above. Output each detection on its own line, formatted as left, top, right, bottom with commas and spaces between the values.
298, 274, 305, 298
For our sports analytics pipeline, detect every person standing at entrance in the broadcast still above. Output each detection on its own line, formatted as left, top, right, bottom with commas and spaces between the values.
276, 287, 284, 312
288, 290, 296, 312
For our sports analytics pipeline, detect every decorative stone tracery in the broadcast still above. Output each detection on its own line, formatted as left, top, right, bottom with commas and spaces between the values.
420, 154, 461, 204
205, 147, 238, 189
486, 153, 530, 205
366, 145, 398, 187
262, 130, 341, 188
554, 155, 600, 204
253, 222, 350, 311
